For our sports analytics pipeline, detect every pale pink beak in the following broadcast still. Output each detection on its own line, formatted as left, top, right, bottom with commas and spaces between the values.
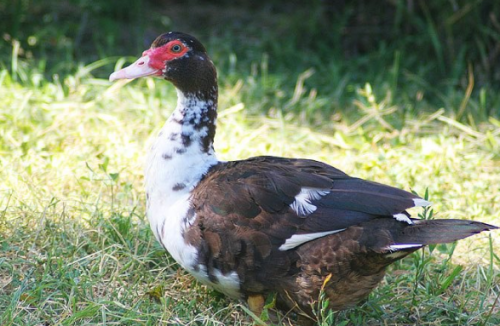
109, 55, 160, 81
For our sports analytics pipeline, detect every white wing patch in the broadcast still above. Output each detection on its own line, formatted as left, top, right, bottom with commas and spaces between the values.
384, 243, 423, 259
385, 243, 422, 251
279, 229, 345, 251
290, 187, 330, 216
413, 198, 432, 207
393, 213, 413, 224
393, 198, 433, 224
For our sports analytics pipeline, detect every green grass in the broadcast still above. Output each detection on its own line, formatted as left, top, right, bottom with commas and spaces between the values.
1, 1, 500, 325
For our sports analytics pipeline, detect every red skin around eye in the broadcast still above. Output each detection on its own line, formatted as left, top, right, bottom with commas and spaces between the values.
143, 41, 189, 70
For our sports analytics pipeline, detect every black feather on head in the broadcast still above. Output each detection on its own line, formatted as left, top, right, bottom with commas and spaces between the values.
151, 31, 207, 53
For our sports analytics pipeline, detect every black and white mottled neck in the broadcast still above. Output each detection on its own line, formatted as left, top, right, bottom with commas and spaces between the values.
145, 87, 218, 247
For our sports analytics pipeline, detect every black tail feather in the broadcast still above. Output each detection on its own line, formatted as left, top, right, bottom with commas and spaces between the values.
359, 218, 497, 253
394, 219, 498, 246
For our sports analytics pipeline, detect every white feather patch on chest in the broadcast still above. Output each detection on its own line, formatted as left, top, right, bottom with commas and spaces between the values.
144, 91, 242, 298
279, 229, 345, 251
145, 91, 217, 243
152, 198, 241, 298
145, 91, 217, 271
290, 187, 330, 216
153, 192, 198, 269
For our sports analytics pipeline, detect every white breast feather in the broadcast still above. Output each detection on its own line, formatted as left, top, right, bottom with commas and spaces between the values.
145, 92, 242, 297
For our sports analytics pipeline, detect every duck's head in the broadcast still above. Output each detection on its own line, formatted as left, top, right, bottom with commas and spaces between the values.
110, 32, 216, 95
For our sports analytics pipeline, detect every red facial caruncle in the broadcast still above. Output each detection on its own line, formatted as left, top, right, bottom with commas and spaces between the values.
109, 40, 189, 81
144, 40, 190, 70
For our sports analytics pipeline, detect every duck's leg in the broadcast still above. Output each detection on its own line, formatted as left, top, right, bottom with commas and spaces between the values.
247, 294, 265, 317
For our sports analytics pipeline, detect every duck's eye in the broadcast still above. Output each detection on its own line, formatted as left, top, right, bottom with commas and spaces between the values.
171, 44, 183, 53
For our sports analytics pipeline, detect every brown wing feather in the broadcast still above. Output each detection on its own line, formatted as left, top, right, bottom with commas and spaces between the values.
189, 156, 421, 293
186, 155, 497, 317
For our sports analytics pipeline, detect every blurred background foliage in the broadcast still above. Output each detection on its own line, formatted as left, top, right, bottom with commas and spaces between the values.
1, 0, 499, 122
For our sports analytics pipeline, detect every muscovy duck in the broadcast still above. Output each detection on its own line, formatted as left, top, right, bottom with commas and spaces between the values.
109, 32, 497, 321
